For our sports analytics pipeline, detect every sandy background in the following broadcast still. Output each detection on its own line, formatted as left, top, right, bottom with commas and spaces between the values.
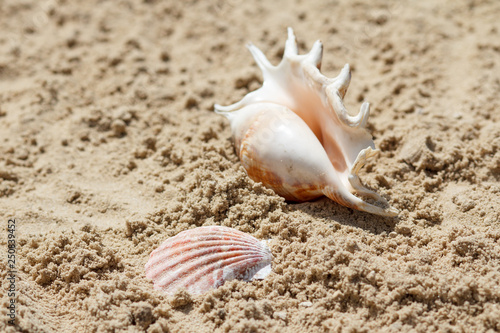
1, 0, 500, 332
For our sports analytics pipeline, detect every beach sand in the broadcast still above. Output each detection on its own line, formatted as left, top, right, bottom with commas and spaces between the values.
1, 0, 499, 332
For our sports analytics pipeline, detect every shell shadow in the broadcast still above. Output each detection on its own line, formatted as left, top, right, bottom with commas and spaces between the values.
286, 197, 399, 235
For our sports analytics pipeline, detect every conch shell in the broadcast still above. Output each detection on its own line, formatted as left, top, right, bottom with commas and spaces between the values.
215, 28, 397, 217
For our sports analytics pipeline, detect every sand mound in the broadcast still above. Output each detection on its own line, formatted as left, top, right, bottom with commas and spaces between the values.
1, 0, 499, 332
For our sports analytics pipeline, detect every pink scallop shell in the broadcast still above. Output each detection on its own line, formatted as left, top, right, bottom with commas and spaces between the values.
145, 226, 273, 295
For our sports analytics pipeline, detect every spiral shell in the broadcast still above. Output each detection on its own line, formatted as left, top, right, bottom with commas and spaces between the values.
215, 28, 398, 217
145, 226, 273, 295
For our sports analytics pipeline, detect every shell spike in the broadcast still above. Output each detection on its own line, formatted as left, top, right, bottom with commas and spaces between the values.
326, 83, 370, 128
247, 42, 274, 72
307, 40, 323, 69
214, 102, 243, 116
285, 27, 298, 57
358, 102, 370, 128
323, 186, 398, 217
344, 147, 399, 216
214, 103, 229, 114
331, 64, 351, 98
348, 148, 388, 201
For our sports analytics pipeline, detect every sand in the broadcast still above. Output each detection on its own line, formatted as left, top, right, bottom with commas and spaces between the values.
1, 0, 499, 332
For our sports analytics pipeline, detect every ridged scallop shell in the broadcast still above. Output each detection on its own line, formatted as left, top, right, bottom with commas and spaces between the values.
145, 226, 273, 295
215, 28, 398, 216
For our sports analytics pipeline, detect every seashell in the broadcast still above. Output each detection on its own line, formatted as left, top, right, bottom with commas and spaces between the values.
215, 28, 398, 217
144, 226, 273, 295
